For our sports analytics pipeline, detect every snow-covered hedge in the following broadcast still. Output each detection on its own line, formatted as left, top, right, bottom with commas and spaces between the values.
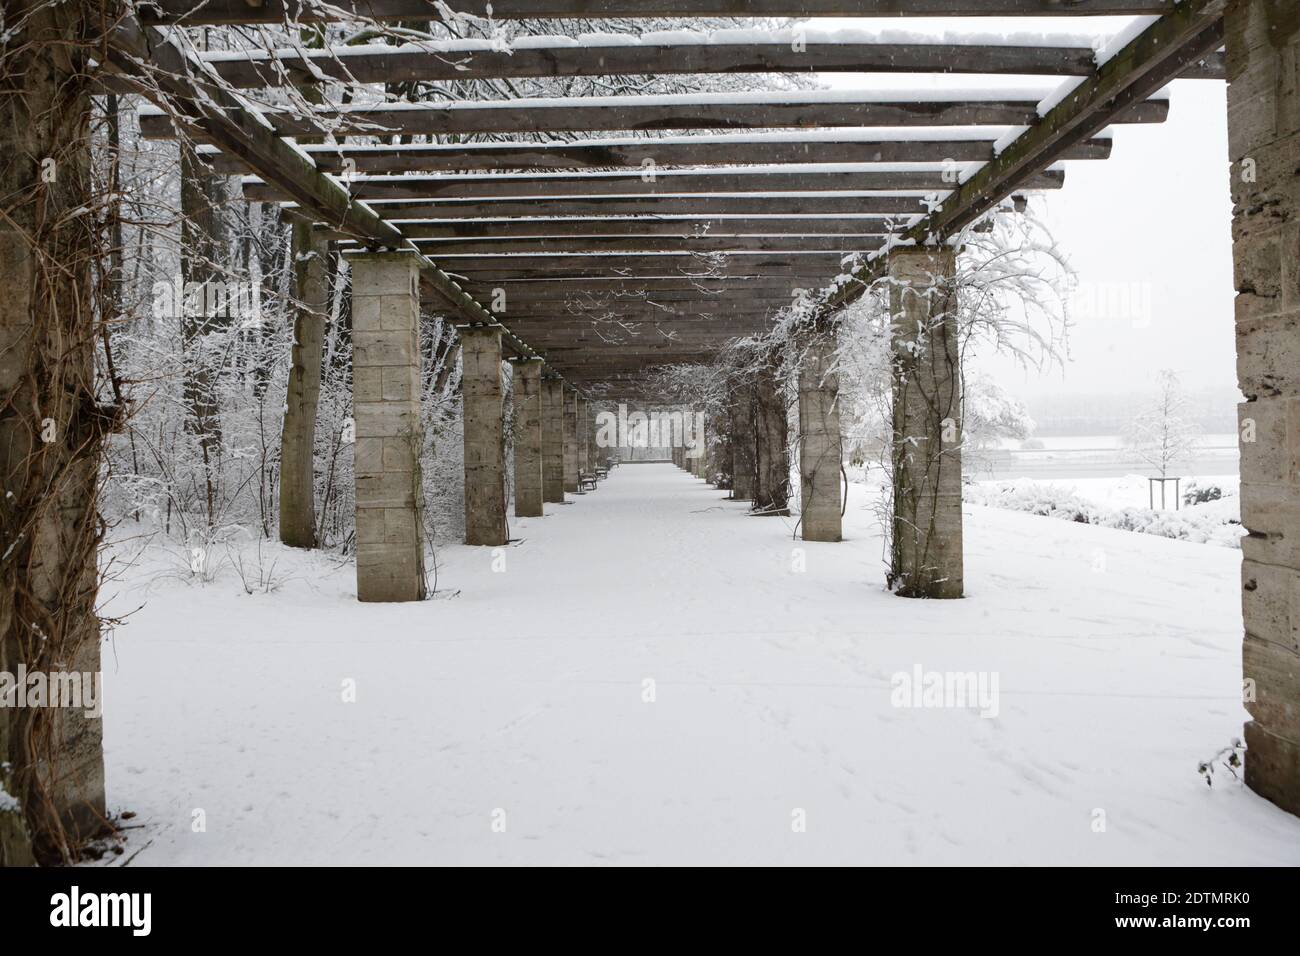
964, 479, 1243, 548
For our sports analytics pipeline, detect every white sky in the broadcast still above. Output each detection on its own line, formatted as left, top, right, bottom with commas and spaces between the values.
815, 16, 1236, 404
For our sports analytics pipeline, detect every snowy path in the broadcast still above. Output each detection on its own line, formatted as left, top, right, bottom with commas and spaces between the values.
100, 463, 1300, 865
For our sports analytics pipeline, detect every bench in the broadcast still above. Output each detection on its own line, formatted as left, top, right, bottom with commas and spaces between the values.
579, 471, 599, 491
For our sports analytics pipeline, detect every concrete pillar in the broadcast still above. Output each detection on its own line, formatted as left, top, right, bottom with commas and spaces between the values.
461, 326, 507, 546
709, 409, 732, 489
888, 247, 962, 599
541, 376, 565, 503
753, 364, 790, 515
577, 396, 590, 474
588, 401, 602, 470
511, 358, 544, 518
730, 383, 756, 501
1227, 0, 1300, 816
563, 386, 580, 492
350, 251, 426, 603
799, 335, 843, 542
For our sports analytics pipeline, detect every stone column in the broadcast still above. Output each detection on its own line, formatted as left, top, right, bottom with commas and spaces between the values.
799, 334, 843, 542
577, 396, 590, 474
1227, 0, 1300, 816
753, 364, 790, 515
351, 251, 426, 603
563, 386, 579, 492
588, 401, 602, 470
541, 376, 565, 503
888, 247, 962, 599
460, 326, 507, 546
730, 383, 756, 501
510, 358, 544, 518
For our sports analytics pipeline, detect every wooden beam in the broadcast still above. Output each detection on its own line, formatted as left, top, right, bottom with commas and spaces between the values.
462, 277, 824, 296
410, 235, 887, 255
245, 168, 1065, 203
203, 135, 1114, 175
142, 2, 1180, 27
139, 94, 1170, 139
322, 195, 935, 219
321, 217, 915, 241
818, 0, 1227, 316
150, 39, 1223, 90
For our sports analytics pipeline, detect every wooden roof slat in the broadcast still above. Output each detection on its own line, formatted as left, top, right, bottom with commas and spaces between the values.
319, 217, 919, 241
308, 195, 936, 219
151, 39, 1225, 89
243, 168, 1064, 203
140, 93, 1170, 139
202, 135, 1113, 175
411, 236, 888, 255
143, 1, 1180, 27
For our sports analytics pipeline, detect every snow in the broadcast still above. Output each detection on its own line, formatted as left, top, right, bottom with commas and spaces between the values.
199, 29, 1112, 64
966, 475, 1244, 549
95, 464, 1300, 865
295, 87, 1064, 113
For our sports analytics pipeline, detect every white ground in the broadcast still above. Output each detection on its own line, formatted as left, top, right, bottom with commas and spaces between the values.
98, 463, 1300, 865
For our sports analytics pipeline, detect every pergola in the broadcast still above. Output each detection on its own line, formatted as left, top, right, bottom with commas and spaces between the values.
7, 0, 1298, 862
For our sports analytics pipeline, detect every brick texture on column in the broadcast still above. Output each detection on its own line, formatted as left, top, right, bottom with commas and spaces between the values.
350, 251, 426, 603
730, 383, 756, 501
799, 334, 843, 542
888, 247, 963, 600
563, 386, 579, 493
753, 364, 790, 515
461, 326, 507, 546
1227, 0, 1300, 816
541, 376, 565, 503
511, 358, 544, 518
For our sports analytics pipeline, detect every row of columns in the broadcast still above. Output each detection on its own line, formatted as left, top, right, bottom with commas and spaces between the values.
670, 247, 962, 598
349, 250, 604, 604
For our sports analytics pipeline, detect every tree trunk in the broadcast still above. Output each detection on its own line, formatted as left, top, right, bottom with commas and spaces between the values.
180, 142, 231, 528
279, 218, 329, 548
0, 0, 116, 865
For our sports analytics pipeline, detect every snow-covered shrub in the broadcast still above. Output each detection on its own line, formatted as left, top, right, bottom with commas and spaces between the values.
1184, 482, 1224, 506
966, 479, 1243, 548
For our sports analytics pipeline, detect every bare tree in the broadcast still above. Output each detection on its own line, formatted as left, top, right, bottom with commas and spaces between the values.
1125, 368, 1200, 478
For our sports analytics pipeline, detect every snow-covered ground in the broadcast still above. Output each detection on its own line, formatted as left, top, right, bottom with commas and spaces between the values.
96, 463, 1300, 865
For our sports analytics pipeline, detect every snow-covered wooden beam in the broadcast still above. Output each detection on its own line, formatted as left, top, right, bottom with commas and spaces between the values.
141, 0, 1179, 27
242, 167, 1065, 203
136, 35, 1224, 90
101, 11, 572, 373
409, 235, 891, 255
818, 0, 1228, 316
199, 133, 1114, 175
341, 195, 933, 219
138, 89, 1170, 139
432, 253, 848, 281
317, 216, 918, 241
